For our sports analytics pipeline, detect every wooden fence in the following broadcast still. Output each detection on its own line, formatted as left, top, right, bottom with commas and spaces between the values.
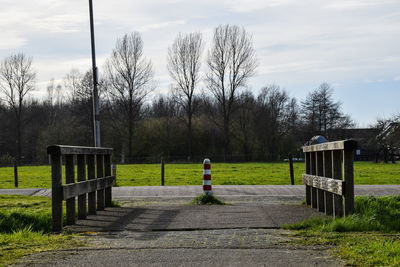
302, 140, 357, 217
47, 145, 115, 232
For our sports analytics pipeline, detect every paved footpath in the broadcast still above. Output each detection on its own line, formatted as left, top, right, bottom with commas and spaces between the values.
2, 184, 400, 200
8, 185, 400, 266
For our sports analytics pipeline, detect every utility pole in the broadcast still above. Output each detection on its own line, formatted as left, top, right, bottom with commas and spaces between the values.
89, 0, 101, 147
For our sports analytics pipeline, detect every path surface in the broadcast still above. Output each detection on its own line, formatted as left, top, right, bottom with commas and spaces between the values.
2, 184, 400, 199
9, 185, 400, 266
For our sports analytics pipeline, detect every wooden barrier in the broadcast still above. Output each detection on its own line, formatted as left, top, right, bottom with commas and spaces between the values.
302, 140, 357, 217
47, 145, 115, 232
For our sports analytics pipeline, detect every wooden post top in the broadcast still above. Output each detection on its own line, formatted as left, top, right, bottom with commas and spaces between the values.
47, 145, 113, 155
302, 139, 357, 153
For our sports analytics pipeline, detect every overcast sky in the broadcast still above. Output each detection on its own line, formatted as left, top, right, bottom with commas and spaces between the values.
1, 0, 400, 126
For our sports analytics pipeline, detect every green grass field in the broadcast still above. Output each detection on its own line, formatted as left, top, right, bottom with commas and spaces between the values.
0, 195, 82, 265
0, 161, 399, 188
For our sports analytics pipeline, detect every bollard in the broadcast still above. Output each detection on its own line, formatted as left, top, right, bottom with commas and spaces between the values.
14, 161, 18, 188
161, 157, 165, 186
112, 164, 117, 185
288, 153, 294, 185
203, 158, 211, 194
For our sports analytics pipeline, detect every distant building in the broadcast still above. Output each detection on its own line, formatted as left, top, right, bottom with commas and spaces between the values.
328, 128, 380, 161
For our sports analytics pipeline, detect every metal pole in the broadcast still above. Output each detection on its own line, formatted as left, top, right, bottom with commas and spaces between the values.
89, 0, 100, 147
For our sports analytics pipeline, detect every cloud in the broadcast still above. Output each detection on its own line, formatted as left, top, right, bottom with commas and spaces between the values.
30, 14, 87, 33
0, 32, 27, 50
394, 76, 400, 81
324, 0, 397, 9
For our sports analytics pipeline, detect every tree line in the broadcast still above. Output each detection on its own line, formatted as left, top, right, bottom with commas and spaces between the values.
0, 24, 356, 165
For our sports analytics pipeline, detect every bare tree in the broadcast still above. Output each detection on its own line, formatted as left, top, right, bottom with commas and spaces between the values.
106, 32, 154, 161
301, 83, 354, 140
206, 24, 257, 160
0, 53, 36, 164
167, 32, 203, 159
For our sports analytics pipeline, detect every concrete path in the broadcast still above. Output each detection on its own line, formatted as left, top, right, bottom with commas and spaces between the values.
8, 185, 400, 266
2, 184, 400, 199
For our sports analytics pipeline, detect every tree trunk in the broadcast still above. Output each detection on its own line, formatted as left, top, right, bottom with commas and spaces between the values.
223, 117, 231, 162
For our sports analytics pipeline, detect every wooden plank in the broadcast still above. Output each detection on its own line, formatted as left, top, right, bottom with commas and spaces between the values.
343, 149, 355, 216
305, 153, 311, 205
324, 151, 333, 215
87, 154, 96, 215
51, 153, 63, 233
77, 155, 86, 219
302, 174, 345, 195
63, 176, 116, 200
302, 140, 357, 152
310, 152, 317, 208
332, 150, 343, 217
104, 155, 112, 207
96, 154, 105, 211
47, 145, 112, 155
65, 155, 75, 225
316, 152, 325, 212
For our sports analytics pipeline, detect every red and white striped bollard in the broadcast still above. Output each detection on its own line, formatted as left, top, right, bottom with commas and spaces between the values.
203, 158, 211, 194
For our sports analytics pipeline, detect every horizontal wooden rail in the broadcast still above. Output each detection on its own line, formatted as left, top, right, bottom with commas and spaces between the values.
63, 176, 115, 200
302, 140, 357, 153
47, 145, 113, 155
302, 174, 344, 195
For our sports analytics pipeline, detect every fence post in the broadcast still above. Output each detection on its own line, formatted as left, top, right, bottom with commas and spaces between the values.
87, 155, 96, 215
96, 154, 105, 210
161, 157, 165, 186
343, 148, 354, 216
305, 152, 311, 205
310, 152, 317, 209
104, 154, 112, 207
51, 153, 63, 232
77, 155, 87, 219
288, 153, 294, 185
323, 151, 333, 215
65, 155, 75, 225
332, 150, 343, 217
14, 161, 18, 188
316, 151, 325, 212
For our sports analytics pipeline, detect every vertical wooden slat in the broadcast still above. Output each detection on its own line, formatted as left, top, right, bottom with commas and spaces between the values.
65, 155, 75, 225
104, 154, 112, 207
97, 154, 105, 210
77, 155, 87, 219
310, 152, 317, 208
332, 150, 343, 217
87, 154, 96, 215
323, 151, 333, 215
51, 153, 63, 232
316, 151, 325, 212
343, 149, 354, 216
305, 152, 311, 205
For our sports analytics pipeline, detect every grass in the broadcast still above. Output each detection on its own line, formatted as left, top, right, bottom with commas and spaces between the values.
0, 195, 83, 266
1, 161, 399, 188
191, 193, 226, 205
283, 196, 400, 266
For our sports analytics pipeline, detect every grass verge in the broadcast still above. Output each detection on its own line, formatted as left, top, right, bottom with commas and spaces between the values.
0, 195, 83, 266
191, 193, 226, 205
283, 195, 400, 266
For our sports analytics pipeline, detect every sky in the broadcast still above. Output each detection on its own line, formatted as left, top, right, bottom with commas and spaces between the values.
1, 0, 400, 127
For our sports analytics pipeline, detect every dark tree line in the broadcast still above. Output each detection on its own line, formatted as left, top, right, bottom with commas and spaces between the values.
0, 25, 356, 165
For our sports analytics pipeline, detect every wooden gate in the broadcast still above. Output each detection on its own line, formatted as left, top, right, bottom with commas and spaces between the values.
302, 140, 357, 217
47, 145, 115, 232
